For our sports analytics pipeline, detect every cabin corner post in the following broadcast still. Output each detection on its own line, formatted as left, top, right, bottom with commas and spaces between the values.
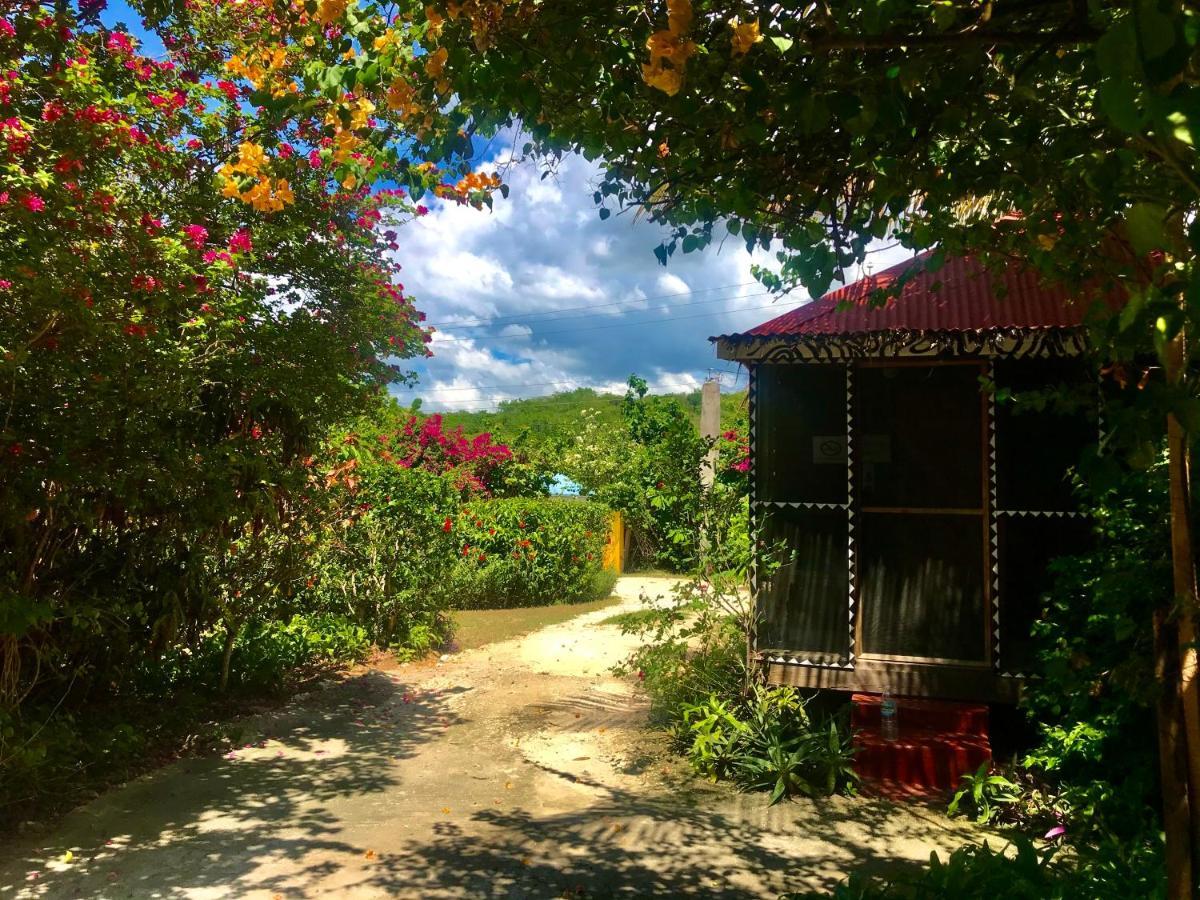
845, 362, 857, 669
747, 362, 761, 684
987, 359, 1001, 673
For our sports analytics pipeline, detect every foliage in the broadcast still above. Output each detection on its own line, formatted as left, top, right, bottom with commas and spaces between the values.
0, 611, 368, 824
343, 399, 515, 496
947, 762, 1021, 825
306, 455, 462, 649
1017, 455, 1167, 844
435, 386, 748, 439
796, 834, 1165, 900
613, 576, 747, 721
0, 0, 495, 716
683, 685, 856, 803
446, 498, 615, 609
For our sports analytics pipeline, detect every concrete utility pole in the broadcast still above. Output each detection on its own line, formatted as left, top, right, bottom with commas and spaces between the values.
700, 377, 720, 491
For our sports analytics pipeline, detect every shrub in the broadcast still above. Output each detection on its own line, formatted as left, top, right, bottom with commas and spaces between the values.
613, 577, 748, 723
681, 685, 856, 803
447, 498, 614, 609
796, 833, 1164, 899
307, 463, 462, 647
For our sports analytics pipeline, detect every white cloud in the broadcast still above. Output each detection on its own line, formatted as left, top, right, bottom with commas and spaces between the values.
387, 140, 788, 412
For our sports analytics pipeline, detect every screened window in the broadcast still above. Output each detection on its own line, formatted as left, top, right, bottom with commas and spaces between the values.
859, 512, 986, 661
994, 358, 1095, 512
758, 507, 849, 660
856, 364, 983, 509
755, 365, 847, 504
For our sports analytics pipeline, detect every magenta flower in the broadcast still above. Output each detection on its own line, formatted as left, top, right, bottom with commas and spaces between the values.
182, 224, 208, 250
227, 229, 252, 255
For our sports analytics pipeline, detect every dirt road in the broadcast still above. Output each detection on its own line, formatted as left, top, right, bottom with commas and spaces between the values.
0, 576, 982, 899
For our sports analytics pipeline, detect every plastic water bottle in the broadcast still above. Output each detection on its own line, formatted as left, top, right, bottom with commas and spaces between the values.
881, 691, 899, 742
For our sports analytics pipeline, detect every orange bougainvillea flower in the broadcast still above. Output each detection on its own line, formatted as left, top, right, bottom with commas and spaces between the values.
729, 18, 762, 56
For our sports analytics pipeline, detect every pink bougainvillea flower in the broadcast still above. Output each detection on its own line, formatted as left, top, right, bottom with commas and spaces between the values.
227, 228, 252, 254
22, 194, 44, 212
182, 224, 207, 249
415, 204, 428, 216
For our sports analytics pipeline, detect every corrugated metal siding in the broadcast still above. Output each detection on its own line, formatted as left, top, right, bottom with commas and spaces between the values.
719, 253, 1091, 340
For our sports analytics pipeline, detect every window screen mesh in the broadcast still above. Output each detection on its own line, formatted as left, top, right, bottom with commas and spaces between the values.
755, 365, 847, 504
855, 365, 983, 509
758, 507, 849, 660
994, 358, 1095, 512
859, 512, 986, 661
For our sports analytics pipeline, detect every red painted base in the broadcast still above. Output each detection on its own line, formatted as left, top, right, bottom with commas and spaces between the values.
851, 693, 992, 793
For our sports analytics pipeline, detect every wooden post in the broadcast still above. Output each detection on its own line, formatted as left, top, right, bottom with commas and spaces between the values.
1166, 331, 1200, 897
700, 378, 720, 490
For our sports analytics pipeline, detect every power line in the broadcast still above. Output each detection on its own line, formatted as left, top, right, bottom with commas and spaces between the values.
430, 295, 790, 345
420, 279, 762, 331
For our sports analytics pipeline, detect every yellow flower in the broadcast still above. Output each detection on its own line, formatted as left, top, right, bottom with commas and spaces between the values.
316, 0, 349, 25
666, 0, 692, 35
730, 19, 761, 56
275, 179, 295, 206
342, 173, 358, 190
350, 96, 376, 130
425, 5, 444, 37
386, 77, 417, 114
641, 60, 682, 96
646, 29, 695, 64
221, 177, 243, 199
424, 46, 448, 78
373, 28, 397, 51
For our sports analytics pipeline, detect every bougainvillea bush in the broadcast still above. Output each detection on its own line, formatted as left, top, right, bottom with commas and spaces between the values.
447, 498, 616, 610
0, 0, 507, 819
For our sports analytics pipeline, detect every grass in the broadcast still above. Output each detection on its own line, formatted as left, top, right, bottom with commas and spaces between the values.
597, 608, 664, 630
449, 595, 623, 651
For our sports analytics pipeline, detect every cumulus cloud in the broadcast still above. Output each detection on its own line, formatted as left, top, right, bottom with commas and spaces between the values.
388, 143, 907, 412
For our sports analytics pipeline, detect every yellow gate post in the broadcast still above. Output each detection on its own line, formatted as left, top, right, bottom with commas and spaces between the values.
602, 510, 624, 574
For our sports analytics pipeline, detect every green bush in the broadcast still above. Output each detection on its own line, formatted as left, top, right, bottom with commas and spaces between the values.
797, 834, 1164, 899
447, 498, 614, 608
133, 613, 372, 697
306, 463, 462, 646
681, 686, 856, 803
613, 578, 747, 723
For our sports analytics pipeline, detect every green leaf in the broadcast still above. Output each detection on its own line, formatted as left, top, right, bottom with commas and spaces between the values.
769, 36, 793, 53
1125, 201, 1169, 254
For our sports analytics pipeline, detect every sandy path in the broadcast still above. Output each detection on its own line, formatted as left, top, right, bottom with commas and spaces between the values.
0, 575, 983, 899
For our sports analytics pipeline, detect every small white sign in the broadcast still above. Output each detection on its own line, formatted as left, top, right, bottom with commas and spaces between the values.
812, 435, 847, 464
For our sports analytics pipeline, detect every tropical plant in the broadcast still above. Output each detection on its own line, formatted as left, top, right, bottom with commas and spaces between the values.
948, 762, 1022, 825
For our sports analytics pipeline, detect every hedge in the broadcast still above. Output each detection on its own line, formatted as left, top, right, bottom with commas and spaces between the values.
447, 498, 617, 609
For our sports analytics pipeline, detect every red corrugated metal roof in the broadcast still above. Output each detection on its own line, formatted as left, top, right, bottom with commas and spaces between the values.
719, 252, 1090, 341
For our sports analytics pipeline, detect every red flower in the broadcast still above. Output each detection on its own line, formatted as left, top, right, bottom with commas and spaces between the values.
182, 224, 208, 249
442, 517, 452, 532
228, 228, 252, 254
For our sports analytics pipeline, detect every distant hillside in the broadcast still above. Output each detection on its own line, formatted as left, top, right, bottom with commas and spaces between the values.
418, 385, 748, 438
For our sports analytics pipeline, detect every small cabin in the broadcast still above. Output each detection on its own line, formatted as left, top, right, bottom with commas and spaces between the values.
712, 253, 1098, 704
